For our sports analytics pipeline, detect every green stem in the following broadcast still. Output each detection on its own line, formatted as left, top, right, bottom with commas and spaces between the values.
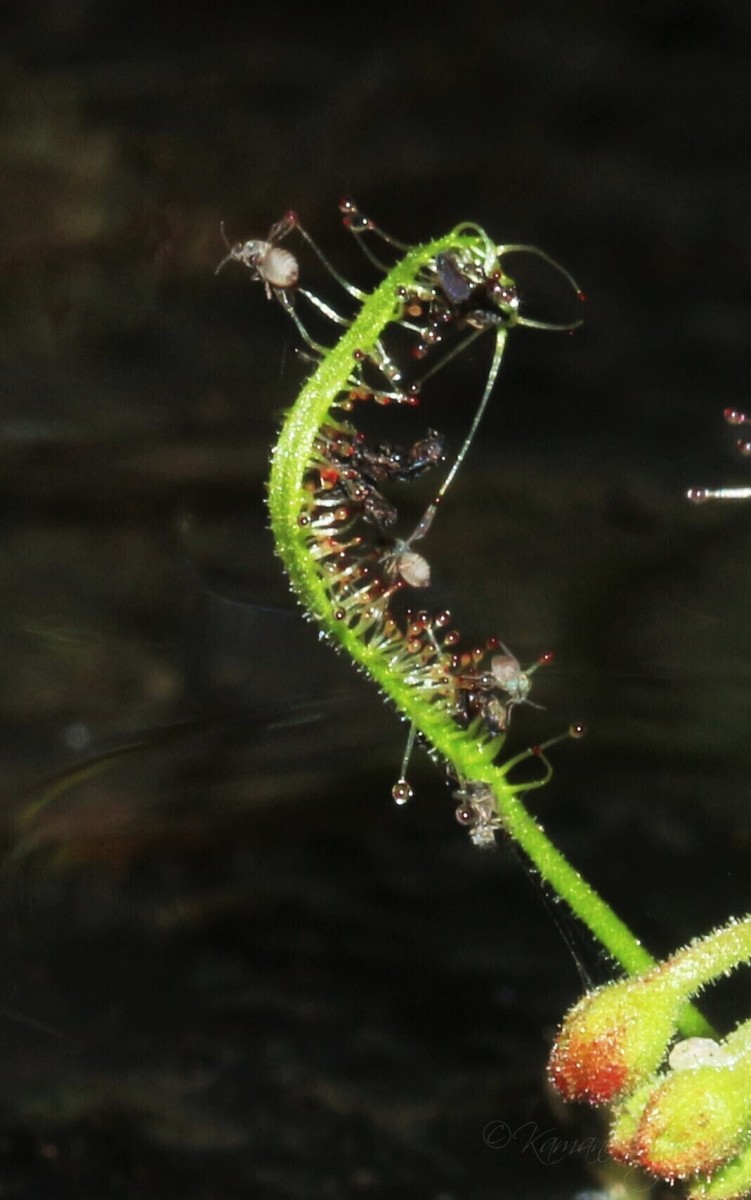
492, 784, 655, 975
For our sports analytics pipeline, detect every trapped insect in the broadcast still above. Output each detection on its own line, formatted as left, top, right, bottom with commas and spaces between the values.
490, 646, 533, 707
216, 212, 299, 297
222, 199, 582, 828
383, 542, 431, 589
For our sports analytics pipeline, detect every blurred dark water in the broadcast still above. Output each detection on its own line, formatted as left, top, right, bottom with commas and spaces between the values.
1, 3, 751, 1197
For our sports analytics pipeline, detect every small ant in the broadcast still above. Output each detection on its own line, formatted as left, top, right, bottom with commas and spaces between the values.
215, 209, 368, 356
216, 212, 299, 298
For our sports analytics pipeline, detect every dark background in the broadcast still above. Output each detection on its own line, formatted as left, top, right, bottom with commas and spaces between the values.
1, 3, 750, 1197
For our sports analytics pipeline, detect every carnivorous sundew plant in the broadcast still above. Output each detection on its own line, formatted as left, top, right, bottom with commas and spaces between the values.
219, 200, 751, 1198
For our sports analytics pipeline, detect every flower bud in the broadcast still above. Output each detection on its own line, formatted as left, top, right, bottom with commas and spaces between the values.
549, 974, 684, 1104
690, 1135, 751, 1200
615, 1055, 751, 1181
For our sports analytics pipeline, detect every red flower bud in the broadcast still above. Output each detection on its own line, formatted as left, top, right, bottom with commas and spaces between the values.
549, 974, 684, 1104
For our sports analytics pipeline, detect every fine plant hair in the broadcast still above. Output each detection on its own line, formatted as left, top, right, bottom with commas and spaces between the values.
219, 200, 751, 1200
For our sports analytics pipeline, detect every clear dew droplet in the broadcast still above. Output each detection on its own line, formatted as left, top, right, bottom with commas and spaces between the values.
392, 778, 413, 805
687, 487, 708, 504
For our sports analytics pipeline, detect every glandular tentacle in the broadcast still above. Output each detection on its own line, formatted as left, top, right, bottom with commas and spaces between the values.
225, 202, 582, 836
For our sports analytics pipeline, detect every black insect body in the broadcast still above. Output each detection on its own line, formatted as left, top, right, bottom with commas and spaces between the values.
435, 250, 475, 305
352, 430, 445, 485
451, 671, 509, 737
311, 426, 446, 532
432, 248, 520, 334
